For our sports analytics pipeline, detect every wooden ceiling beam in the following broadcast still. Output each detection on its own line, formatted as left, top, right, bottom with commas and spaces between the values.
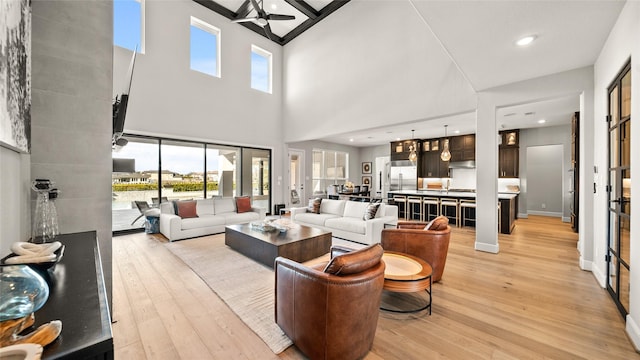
235, 0, 253, 19
193, 0, 237, 20
194, 0, 350, 46
284, 0, 319, 19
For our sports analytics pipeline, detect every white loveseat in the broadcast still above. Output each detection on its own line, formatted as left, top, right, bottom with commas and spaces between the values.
290, 199, 398, 245
159, 197, 265, 241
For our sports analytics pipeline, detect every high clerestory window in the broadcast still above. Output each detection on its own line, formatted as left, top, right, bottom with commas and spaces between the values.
251, 45, 272, 93
190, 17, 221, 77
113, 0, 145, 53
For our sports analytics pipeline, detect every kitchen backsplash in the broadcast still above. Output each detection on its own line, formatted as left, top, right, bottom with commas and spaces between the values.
420, 168, 521, 192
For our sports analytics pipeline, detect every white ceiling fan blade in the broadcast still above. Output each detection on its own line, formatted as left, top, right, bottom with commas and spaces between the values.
232, 17, 259, 24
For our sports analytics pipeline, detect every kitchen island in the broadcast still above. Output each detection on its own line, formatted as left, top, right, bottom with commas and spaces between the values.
388, 190, 519, 234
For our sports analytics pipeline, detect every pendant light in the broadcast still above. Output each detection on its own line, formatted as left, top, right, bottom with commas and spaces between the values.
408, 130, 418, 163
440, 125, 451, 161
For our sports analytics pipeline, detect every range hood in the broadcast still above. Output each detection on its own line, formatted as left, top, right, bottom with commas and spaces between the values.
448, 160, 476, 169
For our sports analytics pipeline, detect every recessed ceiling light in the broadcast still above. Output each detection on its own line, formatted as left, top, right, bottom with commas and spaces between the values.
271, 4, 277, 10
516, 35, 537, 46
396, 137, 401, 141
454, 130, 460, 134
349, 138, 354, 142
538, 119, 546, 124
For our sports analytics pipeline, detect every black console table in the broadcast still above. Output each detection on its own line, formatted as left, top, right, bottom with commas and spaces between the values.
34, 231, 113, 359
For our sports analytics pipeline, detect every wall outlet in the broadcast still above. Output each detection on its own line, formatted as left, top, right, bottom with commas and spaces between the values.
541, 203, 546, 209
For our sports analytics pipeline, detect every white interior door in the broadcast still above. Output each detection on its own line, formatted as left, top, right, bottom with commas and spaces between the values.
289, 149, 305, 206
375, 156, 390, 198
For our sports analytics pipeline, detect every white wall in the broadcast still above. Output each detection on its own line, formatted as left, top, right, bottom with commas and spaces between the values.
113, 1, 286, 204
475, 67, 594, 255
519, 125, 572, 219
282, 0, 477, 142
0, 147, 30, 256
525, 145, 564, 216
29, 0, 114, 301
592, 1, 640, 349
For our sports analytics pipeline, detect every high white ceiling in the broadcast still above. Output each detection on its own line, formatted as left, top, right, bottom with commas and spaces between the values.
317, 0, 625, 147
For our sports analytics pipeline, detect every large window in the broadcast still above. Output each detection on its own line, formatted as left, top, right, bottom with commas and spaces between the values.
312, 150, 349, 195
190, 17, 221, 77
161, 140, 205, 200
251, 45, 272, 93
112, 135, 269, 233
114, 0, 144, 53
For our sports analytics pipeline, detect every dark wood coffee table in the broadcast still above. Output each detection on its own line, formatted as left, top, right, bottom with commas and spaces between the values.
225, 222, 332, 268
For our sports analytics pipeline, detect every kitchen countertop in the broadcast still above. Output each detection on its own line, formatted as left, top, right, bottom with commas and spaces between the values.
388, 190, 519, 199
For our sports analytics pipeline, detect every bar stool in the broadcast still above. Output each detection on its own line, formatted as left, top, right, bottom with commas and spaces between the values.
440, 197, 459, 227
459, 199, 476, 228
407, 196, 423, 221
422, 197, 440, 222
393, 195, 408, 220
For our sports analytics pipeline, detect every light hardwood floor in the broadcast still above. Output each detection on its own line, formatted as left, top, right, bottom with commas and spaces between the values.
112, 216, 639, 359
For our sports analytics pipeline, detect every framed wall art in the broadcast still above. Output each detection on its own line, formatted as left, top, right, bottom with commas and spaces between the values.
362, 162, 372, 174
0, 0, 31, 153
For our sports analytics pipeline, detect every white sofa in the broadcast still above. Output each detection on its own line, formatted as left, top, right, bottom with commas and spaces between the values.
159, 197, 265, 241
290, 199, 398, 245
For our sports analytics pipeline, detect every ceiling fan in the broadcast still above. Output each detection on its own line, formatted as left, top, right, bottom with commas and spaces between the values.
232, 0, 295, 40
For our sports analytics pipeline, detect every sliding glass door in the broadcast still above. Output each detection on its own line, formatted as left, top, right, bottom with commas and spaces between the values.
111, 136, 159, 231
112, 135, 271, 233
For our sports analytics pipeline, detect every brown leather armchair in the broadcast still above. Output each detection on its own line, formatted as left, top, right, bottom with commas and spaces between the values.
275, 244, 385, 360
381, 219, 451, 282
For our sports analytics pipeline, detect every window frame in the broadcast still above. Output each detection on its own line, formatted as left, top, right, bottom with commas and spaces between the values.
312, 149, 349, 194
251, 44, 272, 94
190, 16, 222, 78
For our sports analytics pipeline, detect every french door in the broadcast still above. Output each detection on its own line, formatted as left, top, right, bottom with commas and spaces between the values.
289, 149, 305, 206
606, 60, 631, 317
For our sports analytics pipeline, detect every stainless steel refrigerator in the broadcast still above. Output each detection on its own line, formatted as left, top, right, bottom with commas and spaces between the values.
389, 160, 417, 191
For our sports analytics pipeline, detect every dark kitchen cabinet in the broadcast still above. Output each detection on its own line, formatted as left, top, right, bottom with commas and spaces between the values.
499, 196, 518, 234
450, 134, 475, 161
420, 139, 450, 178
499, 130, 519, 178
390, 140, 419, 161
500, 130, 519, 147
499, 147, 519, 178
421, 152, 438, 177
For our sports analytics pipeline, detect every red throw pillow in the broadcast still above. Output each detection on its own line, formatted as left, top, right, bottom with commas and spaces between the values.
176, 200, 198, 219
236, 196, 252, 213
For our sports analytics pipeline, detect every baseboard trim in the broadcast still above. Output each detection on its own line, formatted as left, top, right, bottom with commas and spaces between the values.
562, 216, 570, 223
518, 213, 528, 219
579, 256, 593, 271
475, 241, 499, 254
527, 210, 563, 217
591, 263, 607, 288
626, 315, 640, 352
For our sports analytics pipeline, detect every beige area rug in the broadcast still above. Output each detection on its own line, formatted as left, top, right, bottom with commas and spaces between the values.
165, 234, 293, 354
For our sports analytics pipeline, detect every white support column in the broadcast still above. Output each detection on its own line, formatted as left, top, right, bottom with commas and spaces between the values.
475, 94, 499, 253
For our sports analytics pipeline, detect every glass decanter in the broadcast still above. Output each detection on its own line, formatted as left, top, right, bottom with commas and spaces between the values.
31, 179, 59, 244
